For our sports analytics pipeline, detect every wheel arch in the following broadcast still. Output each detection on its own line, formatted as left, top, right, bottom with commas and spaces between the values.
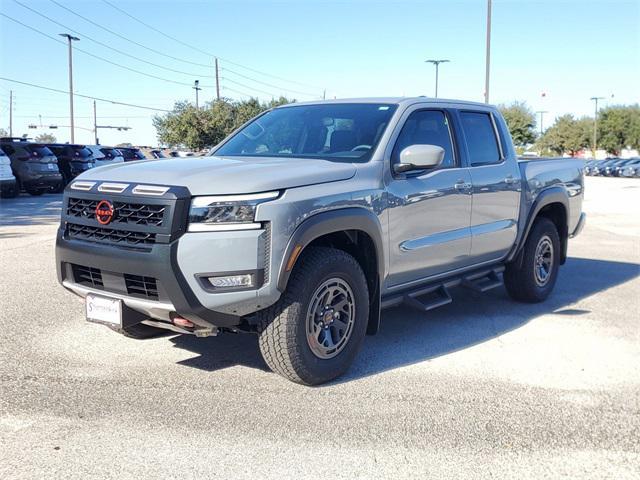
277, 208, 384, 335
509, 186, 570, 266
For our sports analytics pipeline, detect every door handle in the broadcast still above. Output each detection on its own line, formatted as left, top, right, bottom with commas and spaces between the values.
504, 175, 517, 184
454, 180, 472, 193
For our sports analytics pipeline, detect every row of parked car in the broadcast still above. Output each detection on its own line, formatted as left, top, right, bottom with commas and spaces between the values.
584, 158, 640, 177
0, 137, 160, 197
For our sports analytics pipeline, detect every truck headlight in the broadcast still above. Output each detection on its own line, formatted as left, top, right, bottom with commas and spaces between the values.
188, 191, 279, 232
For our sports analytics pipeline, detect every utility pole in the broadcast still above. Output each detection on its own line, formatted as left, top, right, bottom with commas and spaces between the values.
93, 100, 98, 144
214, 58, 220, 101
93, 101, 130, 142
590, 96, 605, 158
536, 110, 548, 136
193, 80, 201, 108
425, 59, 450, 98
8, 90, 12, 137
59, 33, 80, 143
484, 0, 492, 103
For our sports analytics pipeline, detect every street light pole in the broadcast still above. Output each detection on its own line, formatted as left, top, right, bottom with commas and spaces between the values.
425, 59, 450, 98
484, 0, 492, 103
535, 110, 548, 136
193, 80, 201, 108
590, 96, 605, 158
59, 33, 80, 143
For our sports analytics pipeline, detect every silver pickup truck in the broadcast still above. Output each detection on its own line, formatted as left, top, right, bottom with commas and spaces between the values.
55, 98, 585, 385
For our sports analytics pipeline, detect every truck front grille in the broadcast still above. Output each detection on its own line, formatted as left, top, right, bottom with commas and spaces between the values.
67, 223, 157, 246
67, 197, 165, 226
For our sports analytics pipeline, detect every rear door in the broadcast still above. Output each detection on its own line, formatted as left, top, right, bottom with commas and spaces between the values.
457, 110, 521, 263
385, 106, 473, 288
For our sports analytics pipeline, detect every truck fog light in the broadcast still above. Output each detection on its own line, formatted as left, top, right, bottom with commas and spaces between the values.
207, 274, 254, 288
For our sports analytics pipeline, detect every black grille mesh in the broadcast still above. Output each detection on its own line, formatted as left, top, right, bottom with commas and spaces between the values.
72, 264, 104, 288
124, 274, 159, 300
67, 223, 156, 246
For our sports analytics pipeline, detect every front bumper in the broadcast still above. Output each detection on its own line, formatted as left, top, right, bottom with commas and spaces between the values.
21, 171, 62, 189
56, 228, 253, 330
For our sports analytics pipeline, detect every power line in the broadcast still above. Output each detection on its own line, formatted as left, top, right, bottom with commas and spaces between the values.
13, 0, 213, 79
1, 13, 200, 87
98, 0, 322, 91
220, 77, 278, 98
47, 0, 211, 68
220, 67, 317, 97
0, 77, 172, 112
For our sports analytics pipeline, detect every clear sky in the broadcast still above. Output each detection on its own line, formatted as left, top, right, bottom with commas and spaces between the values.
1, 0, 639, 147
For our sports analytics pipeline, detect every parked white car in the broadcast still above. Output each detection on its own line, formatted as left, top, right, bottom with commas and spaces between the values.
86, 145, 125, 168
0, 146, 18, 198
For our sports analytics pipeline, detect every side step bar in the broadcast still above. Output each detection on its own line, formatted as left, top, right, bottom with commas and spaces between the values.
381, 265, 505, 313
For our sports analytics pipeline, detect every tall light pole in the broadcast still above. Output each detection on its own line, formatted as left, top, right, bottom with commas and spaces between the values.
484, 0, 492, 103
425, 59, 450, 98
59, 33, 80, 143
193, 80, 201, 108
536, 110, 548, 136
590, 96, 605, 158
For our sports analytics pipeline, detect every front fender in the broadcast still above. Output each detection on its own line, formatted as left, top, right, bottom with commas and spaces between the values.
276, 207, 384, 292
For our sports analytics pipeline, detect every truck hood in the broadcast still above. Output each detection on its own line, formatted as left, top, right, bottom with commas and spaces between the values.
81, 156, 357, 195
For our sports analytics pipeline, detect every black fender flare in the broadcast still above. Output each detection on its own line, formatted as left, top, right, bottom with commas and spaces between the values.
276, 208, 384, 334
508, 186, 570, 266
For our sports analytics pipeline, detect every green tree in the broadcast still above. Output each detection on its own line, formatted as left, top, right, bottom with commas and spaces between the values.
597, 105, 640, 155
35, 133, 56, 143
536, 114, 591, 157
153, 97, 295, 150
498, 101, 537, 147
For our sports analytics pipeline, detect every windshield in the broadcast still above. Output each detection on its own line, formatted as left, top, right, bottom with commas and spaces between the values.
214, 103, 398, 162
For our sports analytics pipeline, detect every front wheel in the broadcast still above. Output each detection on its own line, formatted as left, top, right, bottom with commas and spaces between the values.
258, 247, 369, 385
504, 217, 560, 303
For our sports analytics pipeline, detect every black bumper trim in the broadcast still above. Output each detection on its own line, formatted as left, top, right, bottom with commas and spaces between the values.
56, 228, 243, 328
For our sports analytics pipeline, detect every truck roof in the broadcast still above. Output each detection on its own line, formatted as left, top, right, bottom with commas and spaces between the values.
282, 97, 495, 109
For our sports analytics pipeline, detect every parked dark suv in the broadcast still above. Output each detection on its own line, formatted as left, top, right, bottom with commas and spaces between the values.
48, 144, 97, 191
117, 147, 147, 161
0, 138, 62, 195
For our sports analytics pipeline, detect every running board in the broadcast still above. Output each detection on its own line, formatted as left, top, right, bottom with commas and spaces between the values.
403, 285, 452, 312
381, 265, 505, 313
462, 270, 503, 293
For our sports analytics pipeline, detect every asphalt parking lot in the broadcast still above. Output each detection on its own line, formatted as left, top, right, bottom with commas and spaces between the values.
0, 176, 638, 479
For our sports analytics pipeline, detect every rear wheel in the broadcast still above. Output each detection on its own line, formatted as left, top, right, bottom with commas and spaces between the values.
504, 217, 560, 303
257, 247, 369, 385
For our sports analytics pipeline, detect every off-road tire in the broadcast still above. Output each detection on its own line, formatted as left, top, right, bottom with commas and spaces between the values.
504, 217, 560, 303
257, 247, 369, 385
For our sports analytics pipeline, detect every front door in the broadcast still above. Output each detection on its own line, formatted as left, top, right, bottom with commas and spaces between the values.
386, 108, 473, 289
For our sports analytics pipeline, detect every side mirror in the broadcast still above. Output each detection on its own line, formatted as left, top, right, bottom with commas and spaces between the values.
394, 144, 445, 173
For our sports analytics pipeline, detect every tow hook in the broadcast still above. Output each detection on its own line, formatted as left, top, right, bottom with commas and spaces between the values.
194, 327, 218, 338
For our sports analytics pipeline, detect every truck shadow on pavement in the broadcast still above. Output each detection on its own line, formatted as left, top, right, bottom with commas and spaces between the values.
169, 256, 639, 382
0, 194, 62, 226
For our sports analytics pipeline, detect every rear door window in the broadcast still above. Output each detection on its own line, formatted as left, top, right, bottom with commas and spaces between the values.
459, 111, 501, 167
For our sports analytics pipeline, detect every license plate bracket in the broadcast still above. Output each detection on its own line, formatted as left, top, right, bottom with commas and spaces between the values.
86, 294, 122, 326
